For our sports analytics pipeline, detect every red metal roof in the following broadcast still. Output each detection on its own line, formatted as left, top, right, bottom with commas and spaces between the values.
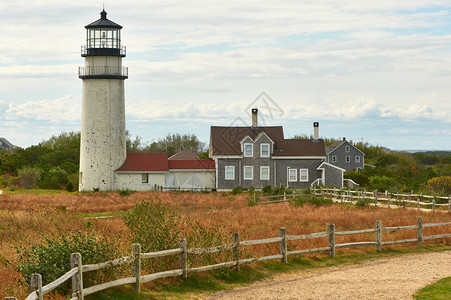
116, 153, 169, 172
169, 160, 215, 170
116, 153, 215, 172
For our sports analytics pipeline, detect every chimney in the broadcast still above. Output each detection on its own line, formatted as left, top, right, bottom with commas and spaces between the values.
343, 137, 346, 141
313, 122, 319, 140
252, 108, 258, 127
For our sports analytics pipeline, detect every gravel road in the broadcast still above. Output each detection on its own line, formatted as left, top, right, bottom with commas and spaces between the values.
207, 251, 451, 300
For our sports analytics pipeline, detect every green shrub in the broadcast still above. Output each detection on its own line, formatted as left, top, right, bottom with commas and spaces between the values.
18, 166, 42, 189
15, 228, 121, 290
230, 186, 244, 195
123, 200, 229, 272
355, 198, 370, 208
118, 189, 135, 196
291, 194, 333, 207
39, 167, 69, 190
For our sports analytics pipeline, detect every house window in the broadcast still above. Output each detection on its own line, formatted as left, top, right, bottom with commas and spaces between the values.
357, 167, 362, 171
300, 169, 308, 182
345, 145, 350, 152
346, 156, 350, 162
243, 166, 253, 180
244, 143, 253, 157
142, 173, 149, 184
260, 143, 270, 157
332, 156, 337, 162
288, 168, 297, 182
260, 166, 270, 180
355, 156, 361, 162
225, 166, 235, 180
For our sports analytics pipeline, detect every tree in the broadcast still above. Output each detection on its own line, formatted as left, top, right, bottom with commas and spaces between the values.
144, 133, 205, 156
426, 176, 451, 196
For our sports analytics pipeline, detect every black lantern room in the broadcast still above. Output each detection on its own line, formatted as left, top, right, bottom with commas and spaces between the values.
82, 10, 126, 57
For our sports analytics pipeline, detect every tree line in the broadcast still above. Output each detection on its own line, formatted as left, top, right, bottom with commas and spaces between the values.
0, 131, 450, 194
0, 131, 207, 191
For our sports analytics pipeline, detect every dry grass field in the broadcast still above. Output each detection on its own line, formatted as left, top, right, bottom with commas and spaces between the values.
0, 190, 450, 299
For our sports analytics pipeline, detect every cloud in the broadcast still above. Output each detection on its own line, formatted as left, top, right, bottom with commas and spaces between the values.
4, 95, 81, 123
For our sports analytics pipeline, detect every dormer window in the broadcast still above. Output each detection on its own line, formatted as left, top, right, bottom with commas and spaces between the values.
260, 143, 270, 157
244, 143, 253, 157
345, 145, 350, 152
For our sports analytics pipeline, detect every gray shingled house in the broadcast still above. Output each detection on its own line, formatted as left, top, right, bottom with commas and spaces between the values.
0, 138, 15, 150
326, 138, 365, 172
209, 110, 344, 190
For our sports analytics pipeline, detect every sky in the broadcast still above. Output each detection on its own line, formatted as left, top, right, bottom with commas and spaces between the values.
0, 0, 450, 150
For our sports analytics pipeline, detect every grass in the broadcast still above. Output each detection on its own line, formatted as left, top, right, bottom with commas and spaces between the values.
414, 277, 451, 300
1, 190, 450, 299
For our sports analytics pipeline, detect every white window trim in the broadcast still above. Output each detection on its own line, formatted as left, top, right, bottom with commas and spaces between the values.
355, 156, 361, 162
243, 166, 253, 180
346, 156, 351, 162
288, 168, 297, 182
332, 156, 337, 162
345, 145, 350, 152
260, 143, 270, 157
243, 143, 253, 157
300, 169, 308, 182
225, 166, 235, 180
142, 173, 149, 184
260, 166, 270, 180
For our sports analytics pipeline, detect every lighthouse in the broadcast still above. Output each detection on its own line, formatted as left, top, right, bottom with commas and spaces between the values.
78, 10, 128, 191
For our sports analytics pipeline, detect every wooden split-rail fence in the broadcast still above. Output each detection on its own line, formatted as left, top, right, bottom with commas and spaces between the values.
6, 218, 451, 300
254, 188, 451, 212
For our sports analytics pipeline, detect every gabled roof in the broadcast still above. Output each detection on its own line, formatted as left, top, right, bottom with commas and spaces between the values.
210, 126, 326, 157
169, 160, 215, 170
210, 126, 284, 156
273, 139, 326, 156
326, 139, 365, 156
116, 153, 169, 172
168, 150, 198, 160
317, 161, 346, 172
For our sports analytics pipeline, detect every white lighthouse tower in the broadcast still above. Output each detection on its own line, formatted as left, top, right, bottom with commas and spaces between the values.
78, 10, 128, 191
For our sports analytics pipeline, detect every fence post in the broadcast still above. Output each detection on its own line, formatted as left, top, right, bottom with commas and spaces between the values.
283, 191, 286, 201
30, 274, 43, 300
132, 243, 141, 292
432, 198, 436, 212
328, 224, 335, 258
387, 191, 390, 208
71, 253, 83, 300
179, 238, 187, 279
418, 193, 422, 210
373, 190, 378, 207
448, 195, 451, 213
232, 233, 240, 271
417, 217, 423, 248
376, 220, 382, 252
280, 227, 287, 263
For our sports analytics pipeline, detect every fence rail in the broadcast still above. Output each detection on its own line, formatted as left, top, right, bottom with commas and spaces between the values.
8, 217, 451, 300
254, 188, 451, 212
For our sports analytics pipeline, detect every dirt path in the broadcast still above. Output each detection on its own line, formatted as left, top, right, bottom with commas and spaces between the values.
207, 251, 451, 300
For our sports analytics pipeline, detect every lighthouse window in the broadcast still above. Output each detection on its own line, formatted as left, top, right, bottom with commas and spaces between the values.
142, 174, 149, 184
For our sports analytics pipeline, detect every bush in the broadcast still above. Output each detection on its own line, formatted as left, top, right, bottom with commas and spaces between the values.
18, 166, 42, 189
123, 200, 229, 272
291, 194, 333, 207
118, 189, 135, 196
426, 176, 451, 196
230, 186, 244, 195
39, 167, 69, 190
15, 227, 121, 290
